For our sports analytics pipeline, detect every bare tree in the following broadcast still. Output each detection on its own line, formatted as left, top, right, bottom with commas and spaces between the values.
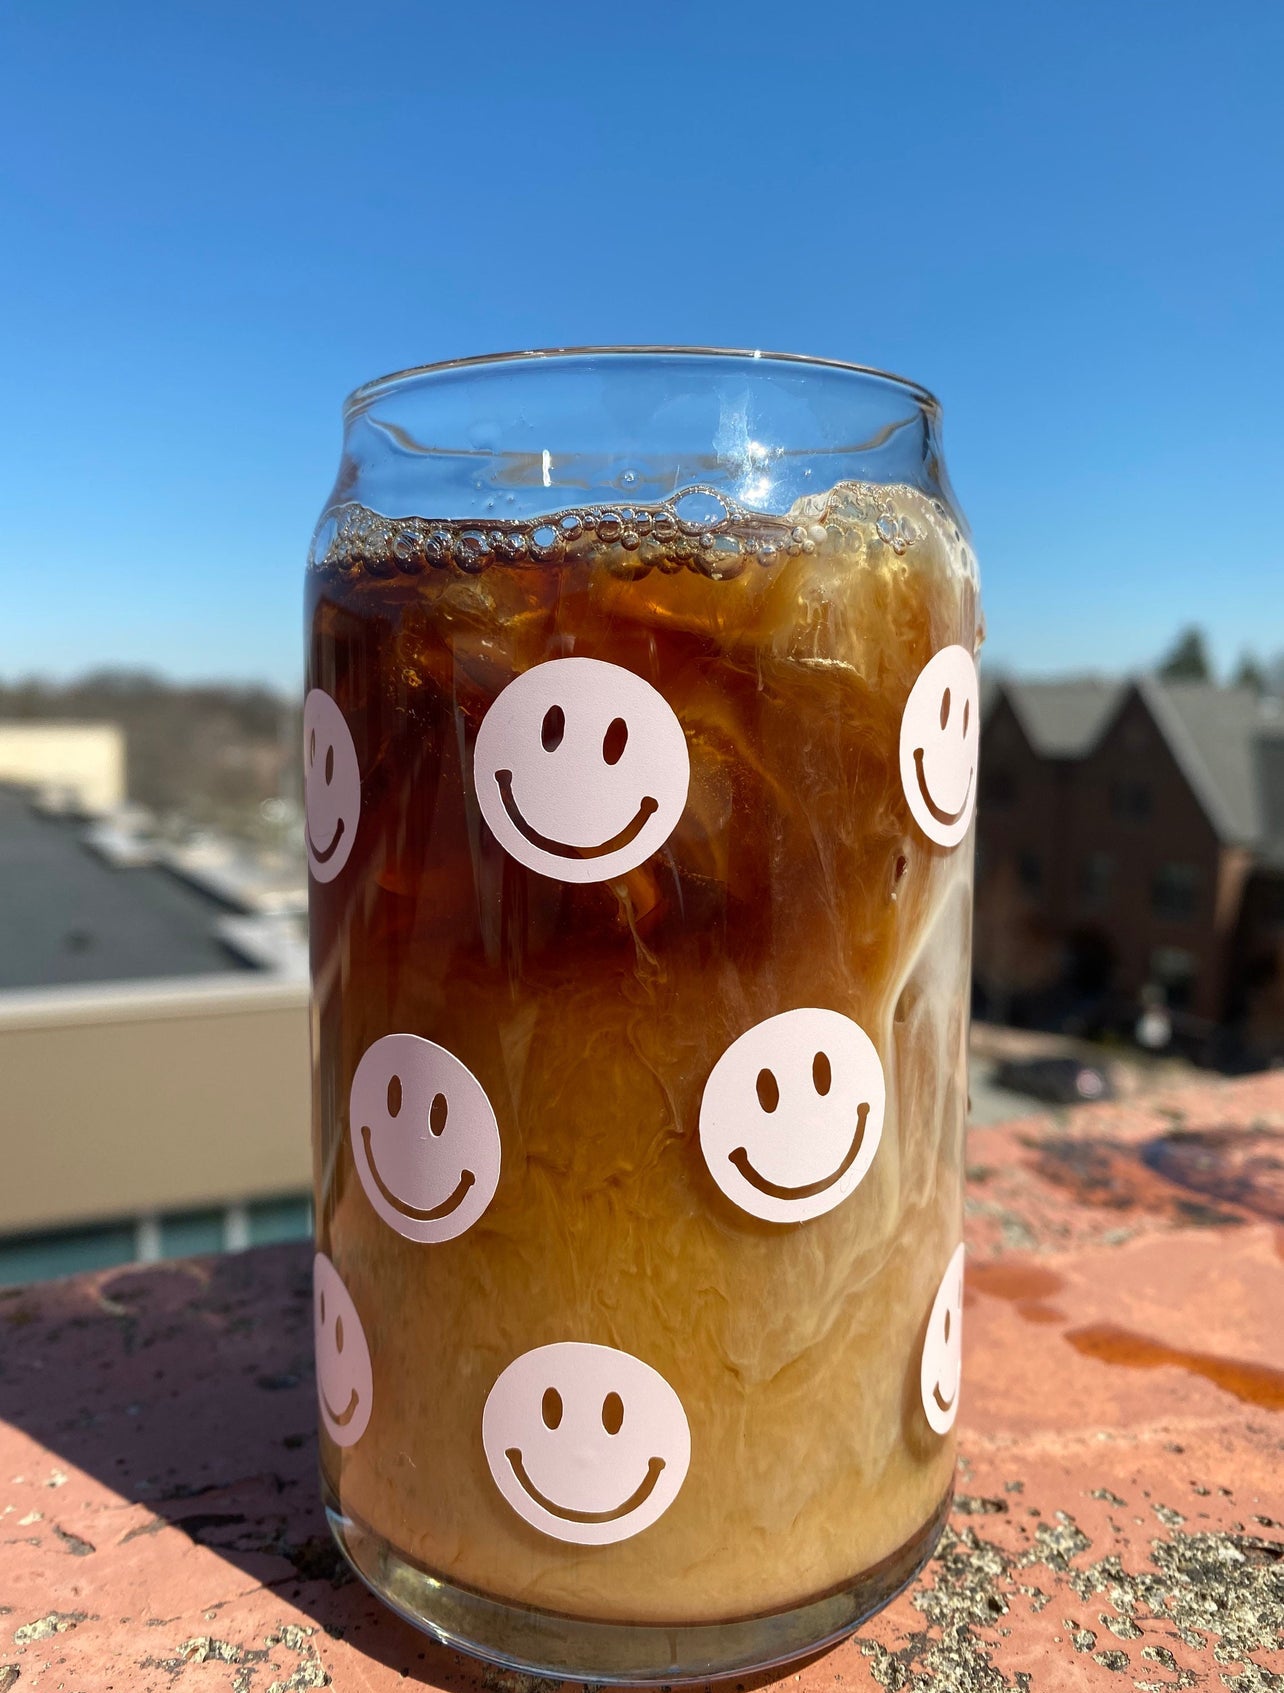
0, 670, 298, 828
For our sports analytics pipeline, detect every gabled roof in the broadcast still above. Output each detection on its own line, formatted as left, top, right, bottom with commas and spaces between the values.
1250, 719, 1284, 867
993, 677, 1126, 758
985, 674, 1284, 852
1134, 679, 1269, 847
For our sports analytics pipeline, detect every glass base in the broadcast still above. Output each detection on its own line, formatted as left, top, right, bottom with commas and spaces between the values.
323, 1479, 953, 1684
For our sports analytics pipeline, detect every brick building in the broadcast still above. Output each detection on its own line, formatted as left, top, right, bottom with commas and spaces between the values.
974, 676, 1284, 1060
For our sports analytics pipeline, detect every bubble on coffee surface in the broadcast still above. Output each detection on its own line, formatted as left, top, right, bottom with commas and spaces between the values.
307, 480, 961, 582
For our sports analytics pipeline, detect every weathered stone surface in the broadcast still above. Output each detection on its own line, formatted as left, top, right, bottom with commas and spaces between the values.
2, 1072, 1282, 1689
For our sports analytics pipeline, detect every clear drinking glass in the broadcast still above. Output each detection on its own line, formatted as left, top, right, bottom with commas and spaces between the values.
305, 349, 978, 1682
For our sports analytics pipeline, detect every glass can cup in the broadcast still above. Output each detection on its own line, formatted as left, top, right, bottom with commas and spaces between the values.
305, 350, 979, 1683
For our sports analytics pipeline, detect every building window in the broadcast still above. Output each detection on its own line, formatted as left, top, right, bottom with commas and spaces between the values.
1080, 852, 1114, 906
1151, 862, 1200, 921
1149, 946, 1197, 1011
0, 1223, 135, 1288
0, 1195, 314, 1289
1018, 850, 1042, 892
1110, 779, 1152, 821
247, 1195, 313, 1246
156, 1209, 225, 1260
982, 768, 1018, 809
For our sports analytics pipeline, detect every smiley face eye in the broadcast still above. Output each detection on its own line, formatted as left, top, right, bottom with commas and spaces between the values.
429, 1092, 448, 1137
324, 744, 335, 784
386, 1074, 402, 1117
542, 1387, 563, 1429
962, 698, 970, 735
602, 1391, 624, 1435
541, 704, 565, 751
309, 729, 316, 765
755, 1067, 780, 1112
335, 1314, 345, 1353
602, 717, 628, 765
943, 1308, 952, 1342
812, 1051, 832, 1096
939, 688, 951, 731
319, 1291, 326, 1323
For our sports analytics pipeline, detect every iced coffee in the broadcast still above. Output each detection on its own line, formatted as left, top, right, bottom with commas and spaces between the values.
306, 354, 978, 1680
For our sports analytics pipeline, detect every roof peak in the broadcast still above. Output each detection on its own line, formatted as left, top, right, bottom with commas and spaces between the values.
988, 672, 1282, 847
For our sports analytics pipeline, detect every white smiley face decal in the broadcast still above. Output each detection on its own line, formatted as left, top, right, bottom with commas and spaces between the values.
473, 658, 690, 883
698, 1008, 886, 1225
303, 688, 361, 882
482, 1342, 691, 1546
350, 1034, 502, 1244
920, 1242, 965, 1435
314, 1251, 373, 1448
898, 646, 979, 848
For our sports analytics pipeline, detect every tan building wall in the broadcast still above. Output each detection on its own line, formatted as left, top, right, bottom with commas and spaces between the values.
0, 722, 126, 814
0, 975, 310, 1235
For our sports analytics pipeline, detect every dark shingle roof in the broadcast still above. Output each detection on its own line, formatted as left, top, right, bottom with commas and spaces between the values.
1251, 720, 1284, 865
1136, 679, 1270, 847
988, 674, 1284, 853
997, 678, 1126, 758
0, 789, 253, 990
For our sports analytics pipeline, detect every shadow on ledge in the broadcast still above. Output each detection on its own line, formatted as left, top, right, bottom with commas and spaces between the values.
0, 1242, 837, 1690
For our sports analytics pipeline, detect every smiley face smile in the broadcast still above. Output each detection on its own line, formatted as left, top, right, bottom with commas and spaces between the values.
920, 1242, 965, 1436
728, 1102, 871, 1201
303, 689, 361, 882
483, 1341, 690, 1545
505, 1449, 666, 1524
898, 646, 980, 848
913, 747, 974, 828
699, 1009, 886, 1224
350, 1033, 502, 1245
321, 1385, 360, 1427
494, 768, 659, 860
313, 1252, 373, 1449
359, 1125, 476, 1222
305, 816, 345, 863
473, 657, 690, 884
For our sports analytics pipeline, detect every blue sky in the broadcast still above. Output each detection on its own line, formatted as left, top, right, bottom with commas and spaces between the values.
2, 0, 1281, 692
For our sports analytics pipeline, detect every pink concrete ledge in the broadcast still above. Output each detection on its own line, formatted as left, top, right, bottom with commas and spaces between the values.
2, 1072, 1282, 1690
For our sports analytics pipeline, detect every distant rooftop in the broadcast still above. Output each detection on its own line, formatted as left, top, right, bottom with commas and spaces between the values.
0, 787, 254, 991
1256, 730, 1284, 867
1000, 677, 1126, 758
987, 675, 1284, 855
1136, 679, 1275, 848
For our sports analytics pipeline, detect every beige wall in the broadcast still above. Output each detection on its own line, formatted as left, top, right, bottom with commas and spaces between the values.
0, 722, 126, 814
0, 975, 310, 1234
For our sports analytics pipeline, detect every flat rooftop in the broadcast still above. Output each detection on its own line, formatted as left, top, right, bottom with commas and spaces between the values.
0, 787, 254, 990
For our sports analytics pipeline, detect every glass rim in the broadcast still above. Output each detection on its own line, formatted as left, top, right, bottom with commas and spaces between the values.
343, 346, 941, 421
